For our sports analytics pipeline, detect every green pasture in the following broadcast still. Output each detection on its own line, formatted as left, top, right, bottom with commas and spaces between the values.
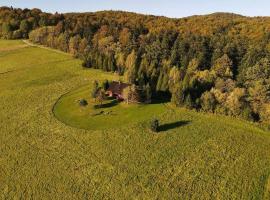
0, 40, 270, 199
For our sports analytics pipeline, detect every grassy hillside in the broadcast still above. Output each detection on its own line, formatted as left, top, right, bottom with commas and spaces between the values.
1, 40, 270, 199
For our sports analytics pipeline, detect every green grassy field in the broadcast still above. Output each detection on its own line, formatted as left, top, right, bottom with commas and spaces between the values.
1, 40, 270, 199
53, 85, 167, 130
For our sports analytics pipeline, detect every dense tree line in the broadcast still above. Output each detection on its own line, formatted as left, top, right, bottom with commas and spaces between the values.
0, 7, 63, 39
2, 6, 270, 123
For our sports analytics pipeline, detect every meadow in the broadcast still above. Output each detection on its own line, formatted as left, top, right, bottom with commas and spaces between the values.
0, 40, 270, 199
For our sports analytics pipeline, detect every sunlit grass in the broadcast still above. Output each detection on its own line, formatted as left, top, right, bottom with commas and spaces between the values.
0, 40, 270, 199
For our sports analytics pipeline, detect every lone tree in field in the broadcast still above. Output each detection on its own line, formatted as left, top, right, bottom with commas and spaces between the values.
150, 119, 159, 132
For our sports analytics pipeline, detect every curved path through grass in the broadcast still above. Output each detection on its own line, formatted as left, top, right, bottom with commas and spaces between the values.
53, 85, 168, 130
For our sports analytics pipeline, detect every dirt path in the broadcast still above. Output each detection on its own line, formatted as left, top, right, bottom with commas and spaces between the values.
0, 44, 29, 52
22, 40, 71, 56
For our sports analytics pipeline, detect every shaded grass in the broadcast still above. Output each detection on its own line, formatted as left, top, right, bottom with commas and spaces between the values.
158, 120, 191, 132
265, 176, 270, 199
0, 40, 270, 199
0, 40, 26, 51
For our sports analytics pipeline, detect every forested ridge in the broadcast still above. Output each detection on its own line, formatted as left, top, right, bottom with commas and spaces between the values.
1, 6, 270, 123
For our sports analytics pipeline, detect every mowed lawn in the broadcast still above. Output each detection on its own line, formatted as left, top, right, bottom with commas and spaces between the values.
53, 85, 167, 130
0, 40, 270, 199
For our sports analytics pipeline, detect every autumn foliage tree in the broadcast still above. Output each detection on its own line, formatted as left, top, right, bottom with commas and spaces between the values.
3, 7, 270, 122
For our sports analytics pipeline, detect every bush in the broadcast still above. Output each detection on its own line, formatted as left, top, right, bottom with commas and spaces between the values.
91, 81, 99, 98
241, 106, 255, 121
215, 105, 228, 115
82, 60, 91, 68
150, 119, 159, 132
79, 99, 88, 107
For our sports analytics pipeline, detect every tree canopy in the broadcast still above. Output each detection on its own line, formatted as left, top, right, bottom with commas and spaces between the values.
2, 7, 270, 122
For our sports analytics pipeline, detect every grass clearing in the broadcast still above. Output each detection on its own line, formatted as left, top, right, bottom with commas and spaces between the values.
53, 85, 167, 130
1, 40, 270, 199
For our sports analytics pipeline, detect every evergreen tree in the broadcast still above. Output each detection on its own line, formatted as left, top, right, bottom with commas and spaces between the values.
1, 23, 12, 39
244, 58, 270, 121
102, 80, 110, 90
91, 80, 99, 99
20, 20, 30, 37
124, 50, 137, 83
145, 83, 152, 103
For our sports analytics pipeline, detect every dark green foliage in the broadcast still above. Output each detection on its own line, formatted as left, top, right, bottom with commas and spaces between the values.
243, 58, 270, 122
1, 22, 12, 39
200, 91, 216, 112
241, 106, 254, 121
91, 80, 99, 98
144, 83, 152, 103
102, 80, 110, 90
82, 59, 91, 68
184, 94, 193, 109
150, 119, 159, 132
0, 7, 62, 39
20, 20, 30, 37
79, 99, 88, 107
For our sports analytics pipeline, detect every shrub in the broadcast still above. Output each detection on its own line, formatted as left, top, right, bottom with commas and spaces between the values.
150, 119, 159, 132
241, 106, 254, 121
215, 105, 228, 115
79, 99, 88, 107
91, 80, 99, 98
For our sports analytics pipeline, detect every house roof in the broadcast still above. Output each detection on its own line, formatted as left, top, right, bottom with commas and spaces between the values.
107, 81, 130, 95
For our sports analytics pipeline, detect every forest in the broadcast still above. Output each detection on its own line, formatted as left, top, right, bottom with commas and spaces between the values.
1, 6, 270, 123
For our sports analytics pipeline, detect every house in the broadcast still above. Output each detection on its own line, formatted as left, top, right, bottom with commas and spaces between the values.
106, 81, 130, 100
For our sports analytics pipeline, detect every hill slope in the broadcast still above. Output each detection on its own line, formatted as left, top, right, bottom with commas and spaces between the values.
0, 40, 270, 199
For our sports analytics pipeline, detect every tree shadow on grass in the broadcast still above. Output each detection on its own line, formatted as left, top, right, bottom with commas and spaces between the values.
94, 100, 118, 109
158, 120, 191, 132
151, 91, 171, 104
